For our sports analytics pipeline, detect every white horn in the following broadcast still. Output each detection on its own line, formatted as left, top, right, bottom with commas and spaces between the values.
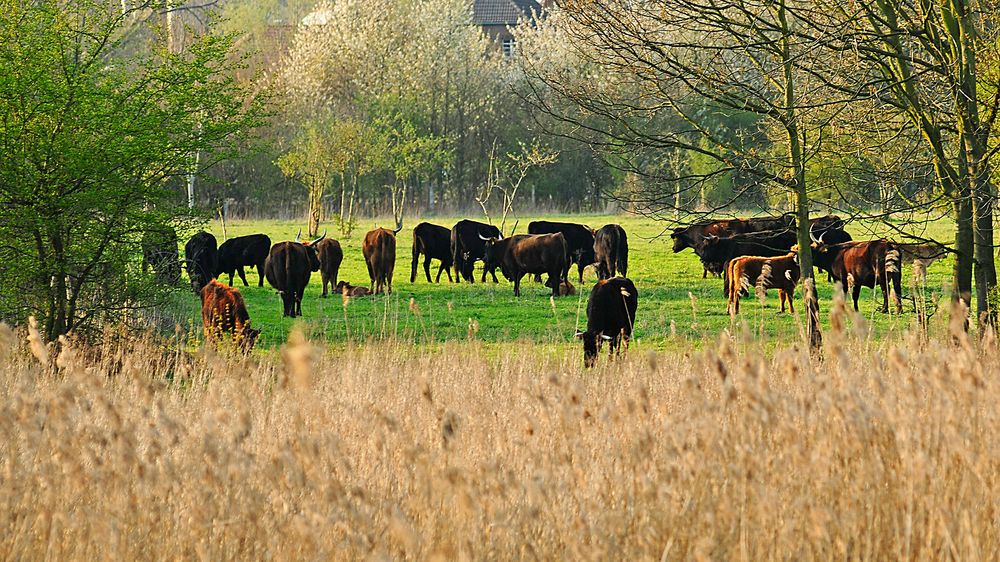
295, 229, 302, 243
479, 233, 491, 241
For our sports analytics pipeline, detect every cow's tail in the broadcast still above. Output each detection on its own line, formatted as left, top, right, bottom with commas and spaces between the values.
885, 246, 901, 276
756, 262, 772, 299
617, 228, 628, 277
561, 236, 571, 283
283, 246, 291, 296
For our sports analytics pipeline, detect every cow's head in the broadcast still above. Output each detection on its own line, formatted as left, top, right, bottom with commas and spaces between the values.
480, 233, 502, 267
576, 331, 613, 368
671, 228, 692, 253
238, 325, 261, 354
301, 231, 326, 271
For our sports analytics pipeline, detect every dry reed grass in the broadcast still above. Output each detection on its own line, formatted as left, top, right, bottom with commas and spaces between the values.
1, 309, 999, 560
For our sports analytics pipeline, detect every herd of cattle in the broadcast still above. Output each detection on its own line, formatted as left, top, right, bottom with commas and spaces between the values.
138, 213, 945, 366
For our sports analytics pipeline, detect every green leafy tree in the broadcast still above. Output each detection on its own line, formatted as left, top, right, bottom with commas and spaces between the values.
0, 0, 264, 340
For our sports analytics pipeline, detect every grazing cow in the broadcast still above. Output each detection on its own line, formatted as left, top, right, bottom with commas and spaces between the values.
264, 232, 323, 317
316, 238, 344, 297
200, 279, 260, 353
451, 219, 503, 283
141, 225, 181, 285
527, 221, 597, 282
483, 233, 569, 296
363, 226, 401, 295
216, 233, 271, 287
337, 281, 372, 297
700, 229, 799, 281
576, 277, 638, 368
184, 231, 218, 294
411, 222, 453, 283
594, 224, 629, 280
725, 252, 801, 315
812, 238, 902, 313
671, 215, 795, 277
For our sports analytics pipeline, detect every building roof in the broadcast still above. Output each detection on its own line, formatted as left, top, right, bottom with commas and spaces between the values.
473, 0, 542, 26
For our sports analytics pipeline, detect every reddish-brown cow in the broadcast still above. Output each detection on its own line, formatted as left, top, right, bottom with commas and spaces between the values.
200, 279, 260, 352
363, 226, 401, 294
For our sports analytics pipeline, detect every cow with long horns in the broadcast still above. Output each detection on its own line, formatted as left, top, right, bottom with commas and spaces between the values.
263, 230, 324, 317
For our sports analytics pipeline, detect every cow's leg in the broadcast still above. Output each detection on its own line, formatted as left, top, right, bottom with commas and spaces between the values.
851, 284, 862, 312
332, 266, 339, 291
424, 255, 433, 283
435, 262, 445, 283
514, 273, 524, 296
703, 268, 708, 279
366, 260, 375, 293
227, 271, 235, 286
893, 273, 903, 314
321, 271, 329, 298
388, 263, 394, 294
878, 277, 889, 313
410, 250, 419, 283
237, 266, 249, 287
577, 261, 585, 283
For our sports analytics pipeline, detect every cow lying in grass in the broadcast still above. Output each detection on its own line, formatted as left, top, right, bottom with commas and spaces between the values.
337, 281, 372, 297
725, 252, 800, 316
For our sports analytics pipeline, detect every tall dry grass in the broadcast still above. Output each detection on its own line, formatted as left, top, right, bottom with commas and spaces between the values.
1, 306, 999, 560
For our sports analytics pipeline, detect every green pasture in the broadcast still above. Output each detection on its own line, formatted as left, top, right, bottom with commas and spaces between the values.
161, 214, 957, 351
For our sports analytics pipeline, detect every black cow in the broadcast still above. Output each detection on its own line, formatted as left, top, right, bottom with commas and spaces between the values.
216, 233, 271, 287
141, 225, 181, 285
808, 227, 852, 281
594, 224, 628, 280
576, 277, 638, 368
264, 232, 323, 317
700, 230, 798, 278
671, 215, 795, 277
451, 219, 503, 283
483, 233, 569, 297
527, 220, 596, 282
411, 222, 453, 283
316, 238, 344, 297
184, 231, 218, 294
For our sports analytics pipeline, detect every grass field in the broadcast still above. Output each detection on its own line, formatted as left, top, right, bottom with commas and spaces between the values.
160, 213, 957, 352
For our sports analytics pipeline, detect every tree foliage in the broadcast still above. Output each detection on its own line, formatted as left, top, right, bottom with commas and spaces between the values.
0, 0, 264, 339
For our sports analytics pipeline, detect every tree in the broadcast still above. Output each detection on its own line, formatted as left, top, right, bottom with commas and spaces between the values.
0, 0, 263, 340
819, 0, 1000, 324
517, 1, 855, 349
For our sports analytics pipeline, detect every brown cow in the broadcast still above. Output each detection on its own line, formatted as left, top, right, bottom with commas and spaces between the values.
362, 226, 401, 294
200, 279, 260, 352
316, 238, 344, 297
483, 233, 569, 297
725, 252, 800, 315
812, 239, 902, 313
337, 281, 372, 297
557, 280, 576, 296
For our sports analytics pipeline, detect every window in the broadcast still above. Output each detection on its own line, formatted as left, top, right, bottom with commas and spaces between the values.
502, 38, 516, 57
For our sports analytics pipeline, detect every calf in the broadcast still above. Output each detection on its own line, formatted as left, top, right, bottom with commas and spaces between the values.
725, 252, 800, 315
812, 239, 902, 313
363, 226, 401, 294
576, 277, 638, 368
528, 220, 596, 282
316, 238, 344, 297
594, 224, 628, 280
411, 222, 453, 283
216, 233, 271, 287
337, 281, 372, 297
200, 279, 260, 352
701, 229, 798, 286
